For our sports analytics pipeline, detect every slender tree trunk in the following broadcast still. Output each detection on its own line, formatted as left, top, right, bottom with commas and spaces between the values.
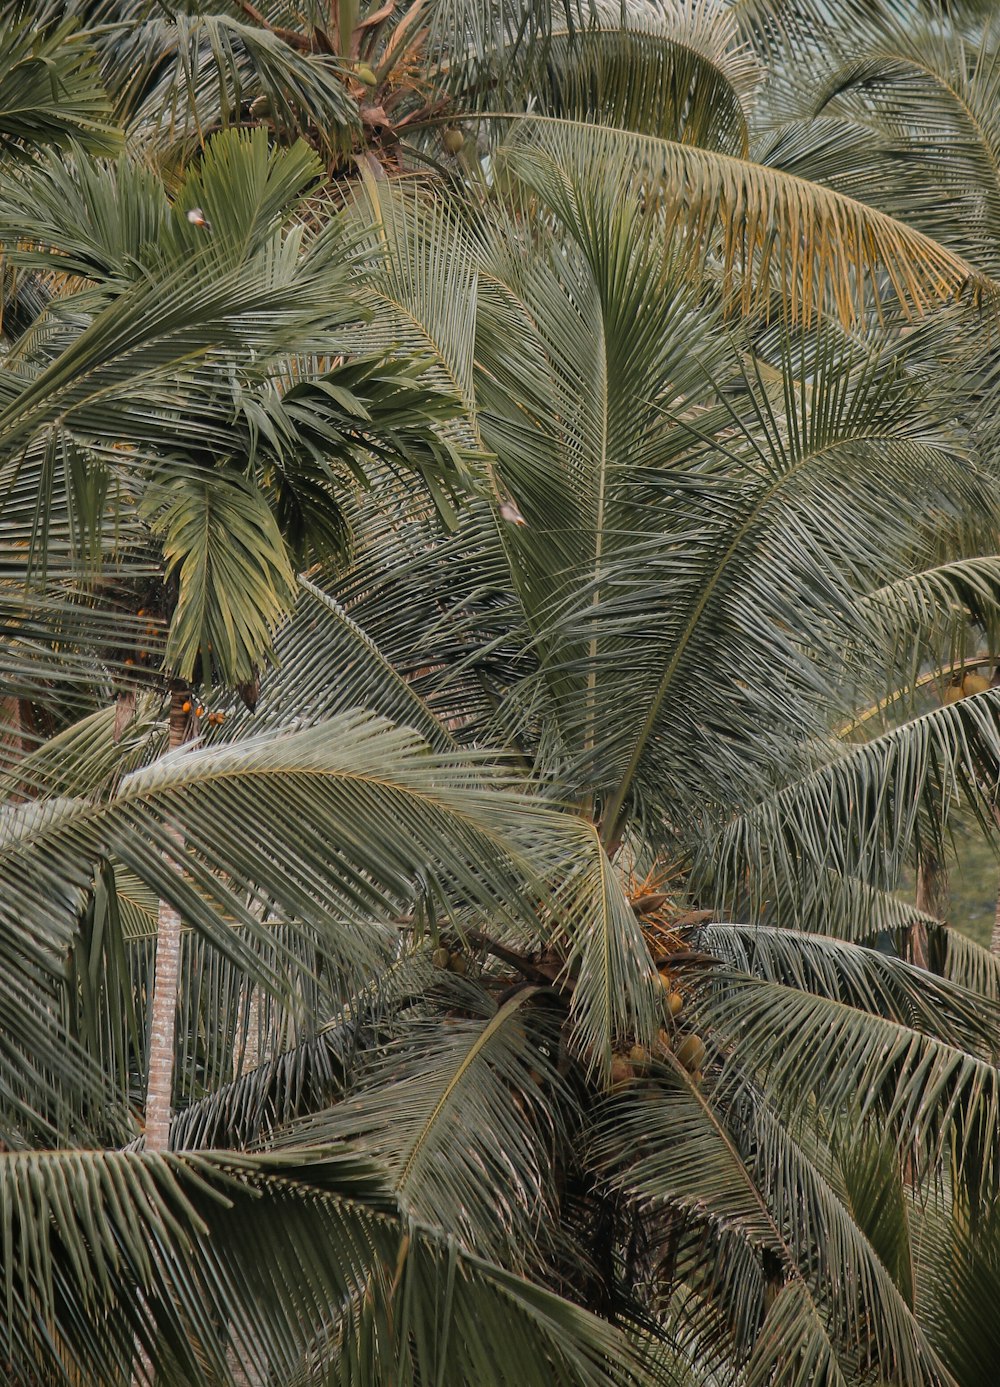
143, 686, 190, 1152
914, 850, 949, 969
990, 874, 1000, 956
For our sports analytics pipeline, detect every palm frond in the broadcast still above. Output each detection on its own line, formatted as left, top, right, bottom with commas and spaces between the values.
141, 466, 297, 684
695, 962, 1000, 1177
0, 1140, 643, 1386
114, 13, 359, 156
469, 8, 759, 156
495, 115, 991, 321
712, 693, 1000, 916
551, 819, 661, 1076
248, 574, 459, 749
698, 923, 1000, 1060
810, 33, 1000, 275
274, 989, 566, 1267
593, 1069, 946, 1386
0, 10, 118, 157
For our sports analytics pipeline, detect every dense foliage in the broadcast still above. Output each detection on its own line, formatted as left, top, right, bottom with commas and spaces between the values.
5, 0, 1000, 1382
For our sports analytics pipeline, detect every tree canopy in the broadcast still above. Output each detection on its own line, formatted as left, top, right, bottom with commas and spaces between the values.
5, 1, 1000, 1384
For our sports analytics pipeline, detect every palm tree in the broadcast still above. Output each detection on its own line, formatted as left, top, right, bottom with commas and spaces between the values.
6, 0, 1000, 1383
0, 113, 474, 1149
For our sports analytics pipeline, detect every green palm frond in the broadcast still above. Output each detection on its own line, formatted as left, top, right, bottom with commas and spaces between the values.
495, 115, 991, 321
809, 31, 1000, 274
698, 923, 1000, 1059
551, 819, 661, 1074
247, 354, 474, 563
937, 924, 1000, 998
853, 555, 1000, 660
93, 712, 570, 964
0, 143, 168, 282
112, 12, 359, 156
836, 1128, 916, 1308
468, 7, 759, 155
907, 1179, 1000, 1387
696, 964, 1000, 1176
419, 0, 580, 96
346, 177, 484, 414
275, 989, 564, 1266
0, 699, 160, 799
141, 466, 298, 684
0, 1139, 643, 1386
0, 711, 584, 1135
713, 692, 1000, 916
0, 10, 118, 157
0, 1145, 390, 1385
592, 1070, 948, 1386
247, 574, 460, 749
168, 948, 439, 1151
386, 1230, 642, 1387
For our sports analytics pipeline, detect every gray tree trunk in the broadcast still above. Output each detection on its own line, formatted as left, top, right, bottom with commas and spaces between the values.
143, 687, 190, 1152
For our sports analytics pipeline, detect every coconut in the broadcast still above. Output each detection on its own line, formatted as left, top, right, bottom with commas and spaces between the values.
675, 1034, 706, 1072
442, 126, 465, 154
432, 946, 450, 969
610, 1055, 635, 1090
355, 63, 378, 86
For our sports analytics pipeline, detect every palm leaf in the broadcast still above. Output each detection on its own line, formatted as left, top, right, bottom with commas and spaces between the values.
713, 693, 1000, 916
0, 1140, 644, 1387
495, 115, 991, 321
0, 10, 118, 157
275, 989, 565, 1266
468, 10, 759, 156
593, 1070, 947, 1386
114, 13, 359, 156
141, 466, 297, 685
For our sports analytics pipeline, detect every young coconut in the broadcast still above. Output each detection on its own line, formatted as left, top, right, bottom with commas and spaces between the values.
962, 671, 990, 696
675, 1034, 707, 1072
610, 1055, 635, 1091
448, 952, 468, 975
442, 125, 465, 155
666, 991, 684, 1017
628, 1043, 651, 1073
355, 62, 378, 86
432, 946, 451, 969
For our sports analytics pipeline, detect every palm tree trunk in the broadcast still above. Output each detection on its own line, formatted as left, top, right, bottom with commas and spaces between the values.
990, 874, 1000, 956
143, 686, 189, 1152
913, 849, 949, 969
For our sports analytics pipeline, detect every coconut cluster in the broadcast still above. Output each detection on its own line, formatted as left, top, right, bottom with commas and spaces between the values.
609, 965, 706, 1090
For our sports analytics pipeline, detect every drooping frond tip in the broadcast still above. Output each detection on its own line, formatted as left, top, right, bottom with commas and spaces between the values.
500, 119, 996, 325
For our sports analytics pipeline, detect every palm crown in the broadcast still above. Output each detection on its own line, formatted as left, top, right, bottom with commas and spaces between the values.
5, 1, 1000, 1384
